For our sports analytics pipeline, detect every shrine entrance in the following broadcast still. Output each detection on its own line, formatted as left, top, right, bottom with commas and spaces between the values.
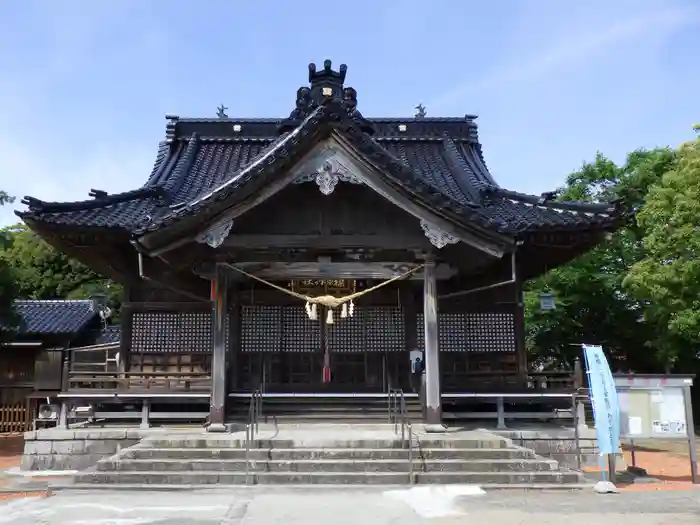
234, 278, 411, 394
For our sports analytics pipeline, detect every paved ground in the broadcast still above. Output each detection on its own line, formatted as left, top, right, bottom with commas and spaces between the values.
0, 486, 698, 525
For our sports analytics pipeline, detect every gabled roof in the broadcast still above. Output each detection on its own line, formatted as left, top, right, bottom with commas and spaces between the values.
17, 61, 621, 240
13, 299, 99, 336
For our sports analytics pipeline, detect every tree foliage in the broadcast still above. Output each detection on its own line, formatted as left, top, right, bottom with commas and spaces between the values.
0, 223, 122, 315
525, 134, 700, 374
624, 138, 700, 357
0, 192, 20, 339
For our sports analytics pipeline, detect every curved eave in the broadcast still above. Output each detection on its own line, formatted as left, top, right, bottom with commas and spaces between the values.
18, 218, 138, 284
133, 101, 515, 256
479, 185, 624, 236
15, 139, 174, 231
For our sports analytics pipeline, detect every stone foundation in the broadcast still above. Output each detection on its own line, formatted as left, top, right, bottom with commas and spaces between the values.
493, 427, 626, 470
21, 428, 168, 471
21, 424, 621, 474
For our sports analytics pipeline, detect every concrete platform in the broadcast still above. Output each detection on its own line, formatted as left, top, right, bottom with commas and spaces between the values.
1, 486, 699, 524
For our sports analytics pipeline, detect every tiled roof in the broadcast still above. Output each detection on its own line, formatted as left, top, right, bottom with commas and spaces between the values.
16, 62, 620, 237
95, 324, 121, 345
13, 300, 99, 335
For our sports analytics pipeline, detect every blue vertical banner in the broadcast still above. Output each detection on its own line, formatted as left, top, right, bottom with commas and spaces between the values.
582, 344, 620, 455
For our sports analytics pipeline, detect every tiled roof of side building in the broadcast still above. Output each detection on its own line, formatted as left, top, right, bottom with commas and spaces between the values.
13, 300, 100, 335
95, 324, 121, 345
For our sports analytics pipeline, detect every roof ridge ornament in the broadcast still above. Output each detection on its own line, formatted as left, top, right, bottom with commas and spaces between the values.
278, 60, 374, 135
415, 104, 427, 119
216, 104, 228, 119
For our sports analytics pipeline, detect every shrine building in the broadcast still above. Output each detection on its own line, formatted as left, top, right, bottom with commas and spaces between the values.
17, 60, 621, 430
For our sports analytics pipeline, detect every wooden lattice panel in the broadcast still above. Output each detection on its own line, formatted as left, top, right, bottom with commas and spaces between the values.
131, 312, 226, 353
327, 309, 364, 353
365, 307, 404, 352
241, 306, 282, 353
281, 307, 320, 353
417, 312, 515, 352
464, 312, 515, 352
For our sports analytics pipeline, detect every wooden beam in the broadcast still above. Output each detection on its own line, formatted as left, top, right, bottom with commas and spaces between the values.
222, 234, 431, 250
138, 254, 209, 301
210, 261, 458, 281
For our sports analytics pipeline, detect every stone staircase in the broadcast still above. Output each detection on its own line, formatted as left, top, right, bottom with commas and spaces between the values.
229, 395, 423, 423
67, 426, 588, 488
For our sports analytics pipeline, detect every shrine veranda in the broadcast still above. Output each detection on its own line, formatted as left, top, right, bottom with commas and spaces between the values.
17, 60, 622, 432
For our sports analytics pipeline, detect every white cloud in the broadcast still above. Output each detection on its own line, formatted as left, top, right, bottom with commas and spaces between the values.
429, 4, 698, 111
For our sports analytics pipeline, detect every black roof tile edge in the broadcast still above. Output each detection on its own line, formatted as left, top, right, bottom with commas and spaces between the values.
169, 116, 479, 123
17, 186, 166, 215
461, 143, 498, 187
160, 133, 200, 201
484, 186, 619, 215
134, 101, 504, 236
441, 136, 487, 202
145, 141, 175, 187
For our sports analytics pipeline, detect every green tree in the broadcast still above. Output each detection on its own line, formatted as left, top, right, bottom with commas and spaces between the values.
0, 192, 20, 339
624, 137, 700, 367
0, 224, 122, 313
525, 147, 679, 372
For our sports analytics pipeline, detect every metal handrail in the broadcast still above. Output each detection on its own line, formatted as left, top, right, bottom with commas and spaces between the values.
388, 387, 414, 484
244, 382, 264, 485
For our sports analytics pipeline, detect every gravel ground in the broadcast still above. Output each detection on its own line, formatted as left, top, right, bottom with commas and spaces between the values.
0, 486, 697, 525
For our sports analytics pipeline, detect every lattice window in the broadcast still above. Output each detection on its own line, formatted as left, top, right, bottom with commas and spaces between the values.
438, 312, 467, 352
241, 306, 282, 353
465, 313, 515, 352
282, 307, 319, 353
327, 309, 364, 353
131, 312, 225, 353
417, 312, 515, 352
365, 307, 404, 352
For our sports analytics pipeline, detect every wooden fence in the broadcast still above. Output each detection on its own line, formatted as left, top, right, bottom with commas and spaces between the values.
0, 402, 34, 434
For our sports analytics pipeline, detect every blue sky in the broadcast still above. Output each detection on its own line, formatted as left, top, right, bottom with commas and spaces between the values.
0, 0, 698, 226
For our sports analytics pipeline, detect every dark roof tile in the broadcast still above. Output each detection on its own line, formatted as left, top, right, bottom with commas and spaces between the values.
95, 324, 120, 345
16, 62, 620, 236
14, 300, 99, 335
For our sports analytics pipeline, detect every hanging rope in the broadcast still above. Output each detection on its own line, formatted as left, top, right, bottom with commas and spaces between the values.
224, 263, 425, 308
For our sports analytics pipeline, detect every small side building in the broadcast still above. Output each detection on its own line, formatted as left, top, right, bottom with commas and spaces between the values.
0, 299, 112, 431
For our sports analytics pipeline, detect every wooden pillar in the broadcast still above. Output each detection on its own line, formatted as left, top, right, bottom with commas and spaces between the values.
119, 303, 134, 375
401, 283, 418, 393
513, 251, 528, 386
207, 263, 228, 432
228, 286, 241, 392
423, 257, 444, 431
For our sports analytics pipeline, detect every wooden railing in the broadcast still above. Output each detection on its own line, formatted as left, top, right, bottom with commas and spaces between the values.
66, 371, 211, 393
0, 402, 35, 433
442, 359, 583, 393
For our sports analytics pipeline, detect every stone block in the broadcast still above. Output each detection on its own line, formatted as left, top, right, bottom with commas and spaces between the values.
84, 440, 121, 455
24, 440, 53, 455
37, 429, 76, 440
82, 429, 128, 440
51, 440, 86, 455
